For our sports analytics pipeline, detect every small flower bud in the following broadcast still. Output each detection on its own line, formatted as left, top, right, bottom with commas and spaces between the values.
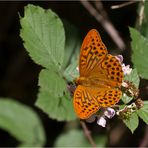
104, 107, 115, 119
122, 81, 129, 88
97, 117, 106, 127
122, 64, 132, 75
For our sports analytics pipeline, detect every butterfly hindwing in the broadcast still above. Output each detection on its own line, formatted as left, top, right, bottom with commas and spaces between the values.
79, 29, 108, 77
96, 88, 122, 107
74, 86, 122, 119
73, 85, 100, 119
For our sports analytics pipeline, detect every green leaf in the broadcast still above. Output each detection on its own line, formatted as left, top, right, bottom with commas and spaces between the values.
54, 129, 107, 147
122, 69, 140, 104
121, 93, 133, 104
137, 101, 148, 124
36, 69, 76, 121
130, 27, 148, 79
38, 69, 67, 97
63, 20, 81, 68
63, 61, 79, 82
20, 4, 65, 71
0, 98, 45, 146
62, 20, 81, 81
123, 112, 139, 133
124, 68, 140, 87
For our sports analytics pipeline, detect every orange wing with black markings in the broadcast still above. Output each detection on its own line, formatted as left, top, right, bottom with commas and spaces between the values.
74, 86, 122, 119
79, 29, 108, 77
73, 29, 124, 119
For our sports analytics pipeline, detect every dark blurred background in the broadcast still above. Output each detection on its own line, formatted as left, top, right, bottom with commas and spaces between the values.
0, 1, 147, 147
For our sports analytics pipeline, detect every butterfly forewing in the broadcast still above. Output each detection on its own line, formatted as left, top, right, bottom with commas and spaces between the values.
79, 29, 108, 77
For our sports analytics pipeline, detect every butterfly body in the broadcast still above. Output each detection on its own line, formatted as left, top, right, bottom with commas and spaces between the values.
73, 29, 124, 119
75, 76, 111, 88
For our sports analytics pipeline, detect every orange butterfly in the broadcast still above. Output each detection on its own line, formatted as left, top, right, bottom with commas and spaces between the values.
73, 29, 124, 119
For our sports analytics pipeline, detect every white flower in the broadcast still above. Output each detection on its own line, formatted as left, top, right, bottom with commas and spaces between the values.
122, 64, 132, 75
76, 66, 79, 72
122, 81, 128, 88
104, 107, 115, 119
97, 116, 106, 127
115, 55, 132, 75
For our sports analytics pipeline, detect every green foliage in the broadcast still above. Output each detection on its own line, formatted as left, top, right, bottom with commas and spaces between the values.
36, 69, 76, 121
63, 61, 79, 82
19, 4, 147, 137
124, 69, 140, 87
20, 5, 78, 121
63, 20, 81, 81
121, 93, 132, 105
54, 129, 107, 147
123, 112, 139, 134
122, 69, 140, 104
0, 98, 45, 147
20, 4, 65, 71
137, 101, 148, 124
122, 101, 148, 133
130, 27, 148, 79
63, 20, 81, 69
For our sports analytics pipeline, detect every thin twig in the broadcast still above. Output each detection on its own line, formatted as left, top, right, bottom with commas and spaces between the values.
80, 0, 125, 50
111, 1, 138, 9
135, 0, 145, 30
138, 0, 145, 26
94, 1, 107, 18
80, 120, 96, 148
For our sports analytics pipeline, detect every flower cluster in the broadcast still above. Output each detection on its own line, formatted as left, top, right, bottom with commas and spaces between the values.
116, 55, 132, 76
86, 107, 115, 127
122, 64, 132, 75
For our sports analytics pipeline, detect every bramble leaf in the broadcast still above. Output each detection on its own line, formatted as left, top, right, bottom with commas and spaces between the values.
63, 20, 81, 68
20, 4, 65, 71
130, 27, 148, 79
123, 112, 139, 133
0, 98, 45, 147
36, 69, 76, 121
124, 68, 140, 87
122, 69, 140, 104
137, 101, 148, 124
63, 61, 79, 82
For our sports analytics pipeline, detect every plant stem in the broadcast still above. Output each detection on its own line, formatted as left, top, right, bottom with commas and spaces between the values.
111, 1, 138, 9
80, 0, 125, 50
80, 120, 96, 148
